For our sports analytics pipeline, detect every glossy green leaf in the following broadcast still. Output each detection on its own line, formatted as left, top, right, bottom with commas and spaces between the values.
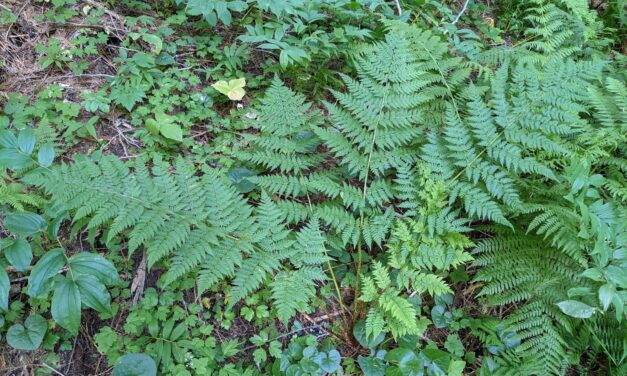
4, 238, 32, 272
76, 274, 111, 313
37, 143, 55, 167
226, 168, 257, 193
358, 356, 387, 376
556, 300, 597, 319
113, 353, 157, 376
17, 128, 35, 154
0, 148, 34, 170
605, 265, 627, 287
0, 130, 17, 147
353, 320, 385, 349
28, 248, 66, 297
6, 314, 47, 350
3, 211, 45, 236
0, 267, 9, 311
51, 276, 82, 334
317, 350, 341, 373
159, 122, 183, 142
68, 252, 119, 285
598, 283, 615, 311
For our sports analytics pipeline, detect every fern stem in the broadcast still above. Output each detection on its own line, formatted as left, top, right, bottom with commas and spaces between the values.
300, 172, 349, 326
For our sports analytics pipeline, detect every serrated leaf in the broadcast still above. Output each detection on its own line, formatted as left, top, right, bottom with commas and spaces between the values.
28, 248, 66, 297
111, 84, 146, 112
4, 238, 32, 272
556, 300, 597, 318
51, 276, 82, 334
212, 78, 246, 100
6, 314, 47, 350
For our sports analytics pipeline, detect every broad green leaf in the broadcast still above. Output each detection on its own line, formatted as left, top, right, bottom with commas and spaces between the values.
17, 128, 35, 154
317, 350, 341, 373
212, 78, 246, 100
113, 353, 157, 376
0, 130, 17, 147
3, 211, 45, 236
598, 283, 615, 311
76, 274, 111, 313
0, 148, 34, 170
353, 320, 385, 349
358, 356, 387, 376
6, 314, 47, 350
28, 248, 66, 297
0, 267, 8, 311
51, 276, 82, 334
68, 252, 119, 284
4, 238, 32, 272
556, 300, 597, 318
226, 168, 256, 193
159, 122, 183, 142
605, 265, 627, 287
37, 143, 55, 167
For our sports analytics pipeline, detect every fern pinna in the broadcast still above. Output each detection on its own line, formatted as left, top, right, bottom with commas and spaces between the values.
27, 154, 328, 320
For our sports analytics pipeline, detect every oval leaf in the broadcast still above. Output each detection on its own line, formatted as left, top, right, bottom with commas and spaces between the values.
28, 248, 66, 297
76, 274, 111, 313
51, 276, 82, 334
556, 300, 597, 319
4, 238, 33, 272
159, 122, 183, 142
37, 143, 55, 167
0, 130, 17, 147
68, 252, 120, 285
4, 212, 45, 236
113, 353, 157, 376
0, 268, 9, 311
17, 128, 36, 154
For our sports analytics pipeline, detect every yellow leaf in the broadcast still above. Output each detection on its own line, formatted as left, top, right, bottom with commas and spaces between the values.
212, 78, 246, 101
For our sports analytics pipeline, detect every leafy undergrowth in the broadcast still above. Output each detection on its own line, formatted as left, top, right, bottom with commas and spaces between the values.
0, 1, 625, 375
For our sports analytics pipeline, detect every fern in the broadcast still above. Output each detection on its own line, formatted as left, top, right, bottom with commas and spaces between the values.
26, 154, 327, 318
421, 59, 604, 225
473, 231, 582, 374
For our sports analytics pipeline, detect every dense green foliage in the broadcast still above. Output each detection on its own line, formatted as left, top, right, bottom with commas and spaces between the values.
0, 0, 625, 375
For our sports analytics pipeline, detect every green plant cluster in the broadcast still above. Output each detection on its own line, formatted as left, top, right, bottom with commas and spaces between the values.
0, 0, 625, 375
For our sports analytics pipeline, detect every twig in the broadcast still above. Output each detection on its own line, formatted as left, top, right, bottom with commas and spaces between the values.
451, 0, 471, 25
394, 0, 402, 16
41, 363, 67, 376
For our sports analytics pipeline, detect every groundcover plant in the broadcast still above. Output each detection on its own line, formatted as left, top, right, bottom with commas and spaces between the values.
0, 0, 625, 375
